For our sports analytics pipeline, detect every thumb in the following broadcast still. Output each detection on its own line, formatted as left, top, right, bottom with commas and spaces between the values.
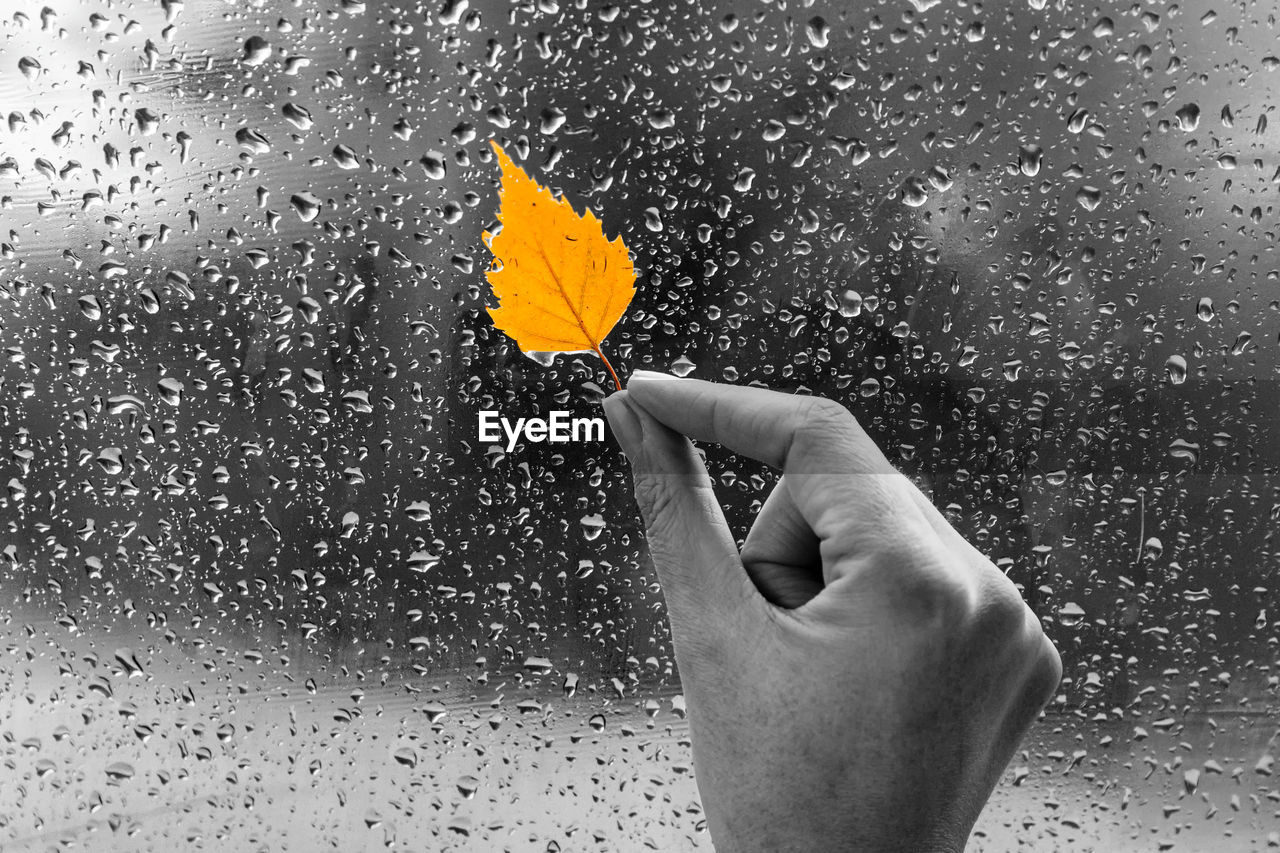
603, 390, 757, 651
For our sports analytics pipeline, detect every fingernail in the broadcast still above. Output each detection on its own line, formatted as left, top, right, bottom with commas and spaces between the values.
602, 392, 643, 460
628, 369, 681, 386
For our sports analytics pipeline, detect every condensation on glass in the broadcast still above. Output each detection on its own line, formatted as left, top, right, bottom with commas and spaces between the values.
0, 0, 1276, 849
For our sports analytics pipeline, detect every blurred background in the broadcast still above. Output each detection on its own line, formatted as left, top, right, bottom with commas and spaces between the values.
1, 0, 1278, 849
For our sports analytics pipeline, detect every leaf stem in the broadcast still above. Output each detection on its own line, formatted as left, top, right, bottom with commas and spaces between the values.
594, 344, 622, 392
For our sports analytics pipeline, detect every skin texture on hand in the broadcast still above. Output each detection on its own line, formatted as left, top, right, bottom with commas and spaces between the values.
602, 373, 1063, 853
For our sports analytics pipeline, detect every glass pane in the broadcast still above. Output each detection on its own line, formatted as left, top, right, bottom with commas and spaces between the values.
1, 0, 1274, 849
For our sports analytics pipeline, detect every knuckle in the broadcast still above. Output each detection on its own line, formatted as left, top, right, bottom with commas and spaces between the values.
1033, 633, 1064, 700
876, 526, 942, 566
1017, 641, 1063, 714
632, 475, 679, 535
798, 396, 856, 433
971, 577, 1032, 639
912, 585, 968, 630
885, 544, 973, 627
1007, 607, 1063, 708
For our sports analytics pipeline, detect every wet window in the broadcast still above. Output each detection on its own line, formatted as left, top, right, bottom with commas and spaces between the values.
1, 0, 1277, 849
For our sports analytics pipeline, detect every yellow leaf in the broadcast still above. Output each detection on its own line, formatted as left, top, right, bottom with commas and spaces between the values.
483, 141, 635, 390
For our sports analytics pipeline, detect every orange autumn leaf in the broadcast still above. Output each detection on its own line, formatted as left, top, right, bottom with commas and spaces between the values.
483, 141, 635, 390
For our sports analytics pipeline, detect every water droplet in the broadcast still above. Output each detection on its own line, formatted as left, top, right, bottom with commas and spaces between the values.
669, 355, 696, 377
96, 448, 124, 475
837, 290, 863, 318
523, 656, 553, 675
104, 761, 135, 783
235, 127, 271, 154
99, 261, 128, 279
901, 176, 929, 207
1058, 602, 1085, 628
242, 36, 271, 66
134, 109, 160, 136
1174, 103, 1200, 132
18, 56, 42, 81
419, 151, 446, 180
291, 192, 322, 222
539, 108, 566, 134
407, 551, 439, 573
281, 102, 313, 130
456, 774, 479, 798
78, 295, 103, 320
526, 351, 559, 367
646, 108, 676, 130
1018, 144, 1043, 177
926, 165, 953, 192
331, 144, 359, 169
580, 513, 604, 541
1075, 186, 1102, 211
805, 16, 829, 48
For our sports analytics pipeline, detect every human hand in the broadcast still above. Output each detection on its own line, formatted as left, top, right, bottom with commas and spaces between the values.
602, 373, 1062, 853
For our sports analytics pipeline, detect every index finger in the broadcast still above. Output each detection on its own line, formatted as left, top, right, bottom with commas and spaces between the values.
627, 371, 890, 474
625, 371, 927, 565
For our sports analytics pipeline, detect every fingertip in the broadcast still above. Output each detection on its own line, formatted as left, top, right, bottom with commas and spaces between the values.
603, 391, 643, 460
606, 390, 692, 475
625, 371, 710, 428
626, 369, 693, 401
628, 368, 681, 385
